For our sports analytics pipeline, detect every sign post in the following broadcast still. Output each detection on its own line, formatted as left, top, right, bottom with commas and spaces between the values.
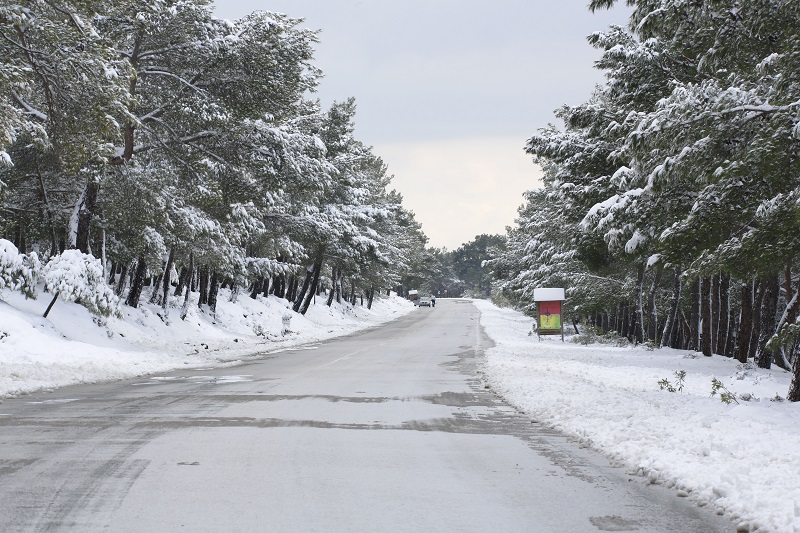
533, 288, 565, 342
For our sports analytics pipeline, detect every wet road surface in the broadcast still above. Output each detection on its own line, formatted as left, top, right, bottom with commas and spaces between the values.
0, 299, 732, 532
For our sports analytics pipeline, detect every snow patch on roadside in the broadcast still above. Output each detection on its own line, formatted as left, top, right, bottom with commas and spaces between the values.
0, 289, 413, 399
474, 299, 800, 533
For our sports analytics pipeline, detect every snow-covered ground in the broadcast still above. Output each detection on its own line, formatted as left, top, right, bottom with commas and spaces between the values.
474, 299, 800, 533
0, 287, 414, 398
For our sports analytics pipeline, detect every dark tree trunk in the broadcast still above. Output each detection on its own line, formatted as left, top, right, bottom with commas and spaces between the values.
75, 179, 100, 254
148, 271, 163, 304
661, 270, 681, 349
725, 303, 737, 357
757, 275, 779, 369
108, 261, 117, 285
250, 277, 263, 300
270, 274, 278, 295
174, 266, 188, 297
125, 255, 148, 308
689, 278, 700, 351
679, 309, 691, 350
198, 265, 209, 307
326, 267, 337, 307
646, 265, 662, 343
43, 291, 60, 318
367, 287, 375, 310
701, 277, 712, 356
293, 265, 314, 313
736, 281, 754, 363
208, 272, 220, 314
115, 262, 130, 297
276, 274, 286, 299
789, 349, 800, 402
620, 302, 630, 338
299, 252, 324, 315
634, 263, 645, 344
286, 274, 296, 302
711, 274, 720, 352
716, 273, 730, 356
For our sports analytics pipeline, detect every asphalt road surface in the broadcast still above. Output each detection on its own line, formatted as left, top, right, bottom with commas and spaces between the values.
0, 299, 733, 532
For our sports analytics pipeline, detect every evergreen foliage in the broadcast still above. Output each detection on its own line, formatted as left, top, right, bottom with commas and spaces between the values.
0, 1, 428, 318
489, 0, 800, 400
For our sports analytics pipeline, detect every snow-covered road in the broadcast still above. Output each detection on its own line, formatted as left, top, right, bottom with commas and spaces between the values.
0, 300, 730, 532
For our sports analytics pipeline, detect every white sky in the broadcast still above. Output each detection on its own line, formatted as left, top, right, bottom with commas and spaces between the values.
212, 1, 631, 250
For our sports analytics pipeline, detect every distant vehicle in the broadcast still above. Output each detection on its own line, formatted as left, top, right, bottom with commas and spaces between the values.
418, 296, 432, 307
408, 290, 419, 305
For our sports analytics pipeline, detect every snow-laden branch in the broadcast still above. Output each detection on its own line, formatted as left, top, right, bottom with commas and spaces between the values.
10, 91, 48, 122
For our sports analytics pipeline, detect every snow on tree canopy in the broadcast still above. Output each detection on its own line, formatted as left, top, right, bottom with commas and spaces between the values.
44, 250, 120, 318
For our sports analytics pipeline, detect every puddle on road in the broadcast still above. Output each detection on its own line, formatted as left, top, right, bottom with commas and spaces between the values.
133, 375, 254, 386
26, 398, 81, 405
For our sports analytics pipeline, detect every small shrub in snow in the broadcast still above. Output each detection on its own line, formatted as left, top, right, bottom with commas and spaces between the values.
43, 250, 121, 318
658, 370, 686, 393
710, 377, 739, 405
0, 239, 40, 298
571, 326, 630, 347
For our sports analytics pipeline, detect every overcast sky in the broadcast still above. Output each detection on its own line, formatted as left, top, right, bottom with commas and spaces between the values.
212, 1, 631, 250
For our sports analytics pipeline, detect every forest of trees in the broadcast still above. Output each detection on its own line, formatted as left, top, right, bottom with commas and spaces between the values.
489, 1, 800, 400
0, 0, 430, 318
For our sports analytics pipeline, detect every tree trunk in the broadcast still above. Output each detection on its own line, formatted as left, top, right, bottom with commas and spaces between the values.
299, 247, 326, 315
250, 277, 263, 299
108, 261, 117, 285
115, 262, 129, 297
771, 271, 800, 370
716, 273, 730, 356
736, 281, 754, 363
711, 274, 720, 350
689, 278, 700, 351
367, 287, 375, 310
292, 265, 314, 313
701, 277, 712, 356
160, 247, 174, 310
198, 265, 209, 307
125, 255, 147, 308
620, 302, 630, 338
43, 291, 60, 318
261, 276, 272, 298
75, 179, 100, 254
286, 274, 296, 302
646, 265, 662, 343
327, 267, 337, 307
174, 266, 188, 296
180, 252, 194, 321
725, 303, 737, 357
788, 343, 800, 401
634, 263, 645, 344
661, 270, 682, 348
757, 275, 779, 369
750, 279, 766, 364
208, 271, 219, 314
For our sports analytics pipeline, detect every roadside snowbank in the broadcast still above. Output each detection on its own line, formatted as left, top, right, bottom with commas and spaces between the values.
0, 288, 413, 398
475, 299, 800, 533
